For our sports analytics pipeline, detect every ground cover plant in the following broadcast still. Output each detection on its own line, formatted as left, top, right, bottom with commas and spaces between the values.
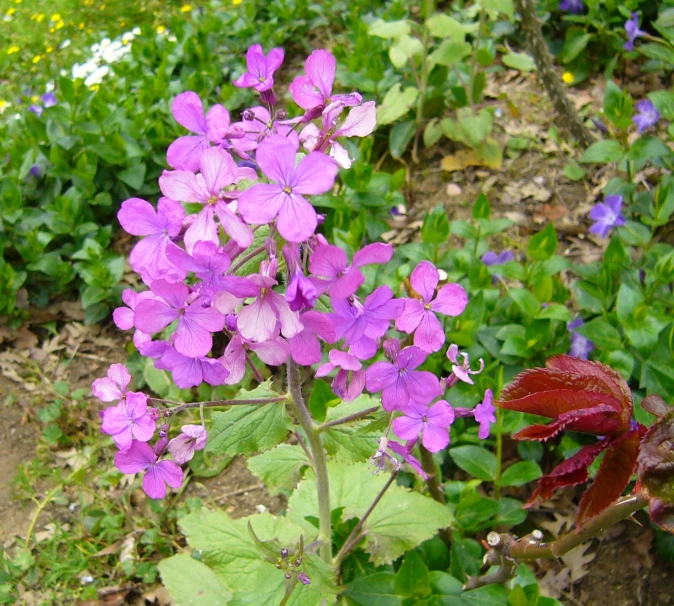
1, 1, 674, 605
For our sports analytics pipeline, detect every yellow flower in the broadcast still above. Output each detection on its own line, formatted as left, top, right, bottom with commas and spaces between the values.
31, 95, 39, 102
45, 46, 53, 53
233, 0, 242, 4
79, 22, 85, 29
156, 25, 166, 34
6, 8, 16, 16
13, 0, 22, 4
32, 55, 43, 64
89, 84, 100, 91
0, 100, 8, 109
562, 71, 574, 84
180, 4, 192, 12
7, 45, 19, 54
50, 13, 61, 21
55, 19, 64, 29
35, 13, 45, 22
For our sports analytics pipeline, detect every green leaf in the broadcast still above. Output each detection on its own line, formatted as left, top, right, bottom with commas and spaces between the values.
389, 120, 416, 159
616, 283, 644, 327
624, 136, 671, 162
502, 52, 536, 72
144, 358, 173, 399
576, 318, 622, 350
247, 445, 309, 495
648, 90, 674, 120
479, 0, 514, 20
207, 381, 290, 456
422, 206, 451, 244
498, 461, 542, 487
429, 571, 462, 596
603, 80, 633, 129
368, 19, 411, 38
472, 193, 491, 220
394, 551, 431, 598
389, 35, 424, 68
377, 84, 418, 125
308, 379, 337, 423
345, 573, 403, 606
463, 584, 509, 605
639, 43, 674, 65
118, 163, 147, 190
158, 554, 232, 605
508, 288, 540, 317
455, 493, 499, 531
287, 462, 454, 565
449, 446, 497, 481
426, 14, 466, 40
429, 40, 472, 67
563, 160, 585, 181
528, 223, 558, 261
580, 140, 624, 164
561, 29, 591, 64
178, 511, 338, 605
424, 118, 444, 147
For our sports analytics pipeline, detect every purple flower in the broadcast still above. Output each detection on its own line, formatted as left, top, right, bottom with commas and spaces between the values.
624, 13, 645, 51
221, 334, 289, 384
309, 242, 393, 299
159, 147, 255, 251
92, 364, 132, 402
299, 101, 377, 169
155, 346, 229, 389
113, 289, 161, 350
365, 344, 442, 411
316, 349, 366, 401
588, 194, 626, 239
101, 392, 157, 450
446, 344, 484, 385
114, 440, 184, 499
283, 244, 317, 311
395, 261, 468, 353
133, 280, 225, 358
297, 572, 311, 586
238, 135, 338, 243
28, 104, 43, 116
381, 439, 428, 479
633, 99, 660, 134
118, 197, 186, 283
474, 389, 496, 439
168, 424, 208, 464
41, 92, 57, 107
233, 44, 284, 92
167, 91, 234, 171
482, 250, 515, 267
568, 318, 594, 360
167, 241, 258, 300
559, 0, 583, 13
28, 165, 42, 178
288, 310, 336, 366
331, 286, 404, 359
393, 400, 455, 452
289, 49, 362, 111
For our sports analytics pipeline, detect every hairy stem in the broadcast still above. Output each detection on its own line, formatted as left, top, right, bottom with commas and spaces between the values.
419, 445, 445, 504
334, 471, 399, 568
227, 244, 266, 274
287, 360, 332, 563
317, 407, 380, 431
244, 350, 265, 383
151, 396, 288, 416
463, 493, 648, 590
513, 0, 594, 147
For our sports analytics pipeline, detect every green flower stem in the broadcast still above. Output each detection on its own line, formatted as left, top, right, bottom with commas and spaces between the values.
316, 406, 380, 431
287, 360, 332, 563
334, 471, 399, 568
150, 396, 288, 416
494, 406, 504, 500
415, 0, 435, 126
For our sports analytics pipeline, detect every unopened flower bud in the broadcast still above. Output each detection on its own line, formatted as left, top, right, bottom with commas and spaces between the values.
154, 436, 169, 456
280, 548, 289, 559
591, 117, 608, 134
274, 109, 287, 120
260, 89, 277, 106
293, 557, 302, 567
298, 572, 311, 585
242, 109, 255, 121
284, 571, 292, 580
225, 314, 238, 332
159, 423, 169, 439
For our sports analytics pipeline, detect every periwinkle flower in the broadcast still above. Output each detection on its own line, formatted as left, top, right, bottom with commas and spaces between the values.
568, 318, 594, 360
41, 92, 57, 107
624, 13, 645, 51
588, 194, 626, 239
559, 0, 583, 13
633, 99, 660, 134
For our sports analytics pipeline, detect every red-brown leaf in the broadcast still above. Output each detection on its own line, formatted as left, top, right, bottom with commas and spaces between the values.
577, 428, 642, 524
525, 439, 610, 506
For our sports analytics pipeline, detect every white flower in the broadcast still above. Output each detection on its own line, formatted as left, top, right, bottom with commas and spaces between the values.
60, 39, 71, 49
45, 81, 55, 92
84, 65, 110, 87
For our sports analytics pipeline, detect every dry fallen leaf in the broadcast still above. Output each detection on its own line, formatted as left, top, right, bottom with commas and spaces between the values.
561, 542, 595, 583
441, 150, 482, 172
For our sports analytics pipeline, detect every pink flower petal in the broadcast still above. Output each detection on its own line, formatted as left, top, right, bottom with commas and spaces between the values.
352, 242, 393, 268
431, 283, 468, 317
115, 440, 154, 474
172, 91, 207, 134
395, 299, 425, 334
238, 297, 277, 343
277, 194, 317, 243
199, 147, 238, 194
184, 206, 219, 254
238, 184, 285, 226
410, 261, 439, 302
413, 310, 445, 354
291, 152, 339, 196
167, 135, 210, 172
118, 198, 164, 236
393, 414, 423, 442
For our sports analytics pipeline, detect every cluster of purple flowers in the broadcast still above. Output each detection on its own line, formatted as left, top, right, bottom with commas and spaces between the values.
93, 45, 495, 499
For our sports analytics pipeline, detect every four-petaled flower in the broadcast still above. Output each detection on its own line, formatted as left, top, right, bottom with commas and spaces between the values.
474, 389, 496, 439
588, 194, 626, 239
393, 400, 455, 452
396, 261, 468, 353
93, 363, 132, 402
115, 440, 184, 499
168, 424, 208, 464
234, 44, 284, 92
238, 135, 338, 243
101, 392, 157, 450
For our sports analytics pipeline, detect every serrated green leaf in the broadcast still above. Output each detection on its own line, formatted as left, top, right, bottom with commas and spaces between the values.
207, 381, 290, 456
247, 445, 309, 495
288, 462, 454, 565
158, 554, 232, 606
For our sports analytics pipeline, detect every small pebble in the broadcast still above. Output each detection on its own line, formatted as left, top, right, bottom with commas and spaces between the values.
80, 575, 94, 585
255, 504, 267, 514
446, 183, 462, 197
